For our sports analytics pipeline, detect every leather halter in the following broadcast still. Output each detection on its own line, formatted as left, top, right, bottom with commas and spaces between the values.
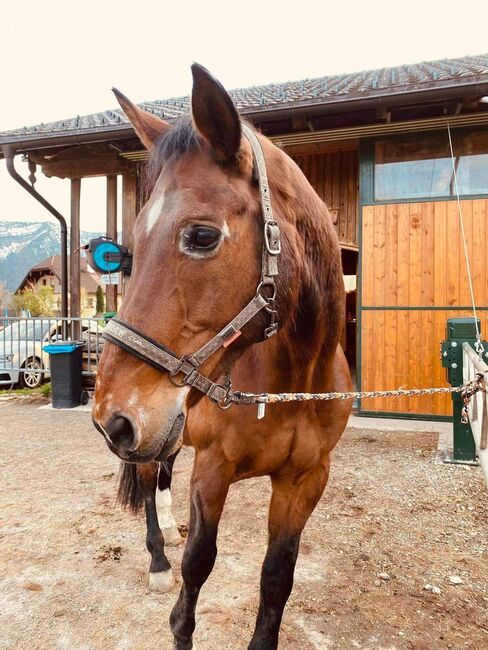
102, 124, 281, 408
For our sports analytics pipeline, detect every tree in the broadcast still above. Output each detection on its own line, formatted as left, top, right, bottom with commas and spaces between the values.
10, 284, 55, 317
95, 285, 105, 315
0, 282, 8, 314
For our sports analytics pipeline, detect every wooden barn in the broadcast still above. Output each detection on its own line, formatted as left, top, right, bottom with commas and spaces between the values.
2, 53, 488, 419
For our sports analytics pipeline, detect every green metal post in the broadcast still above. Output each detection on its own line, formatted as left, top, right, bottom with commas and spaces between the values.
452, 393, 477, 461
441, 317, 487, 464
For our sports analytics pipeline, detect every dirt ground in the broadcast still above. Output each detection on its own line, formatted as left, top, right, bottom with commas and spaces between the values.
0, 400, 487, 650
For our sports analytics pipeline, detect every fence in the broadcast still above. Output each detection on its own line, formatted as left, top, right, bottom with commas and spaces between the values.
0, 316, 105, 389
462, 342, 488, 486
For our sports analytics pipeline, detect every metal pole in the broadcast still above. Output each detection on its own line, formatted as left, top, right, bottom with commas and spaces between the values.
70, 179, 81, 340
2, 145, 68, 320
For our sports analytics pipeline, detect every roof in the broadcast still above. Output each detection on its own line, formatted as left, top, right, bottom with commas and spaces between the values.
17, 255, 102, 294
2, 53, 488, 147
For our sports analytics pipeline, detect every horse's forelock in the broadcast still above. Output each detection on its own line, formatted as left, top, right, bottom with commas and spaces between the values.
144, 117, 256, 197
144, 116, 199, 193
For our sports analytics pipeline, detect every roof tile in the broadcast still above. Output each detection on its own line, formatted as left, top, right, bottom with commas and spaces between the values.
2, 53, 488, 144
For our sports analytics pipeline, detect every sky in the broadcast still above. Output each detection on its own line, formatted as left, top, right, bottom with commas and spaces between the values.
1, 0, 488, 231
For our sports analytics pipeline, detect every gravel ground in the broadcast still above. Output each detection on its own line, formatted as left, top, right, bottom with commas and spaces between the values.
0, 400, 487, 650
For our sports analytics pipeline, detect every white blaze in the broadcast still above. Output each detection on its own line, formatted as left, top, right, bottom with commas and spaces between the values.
146, 192, 165, 235
222, 220, 230, 239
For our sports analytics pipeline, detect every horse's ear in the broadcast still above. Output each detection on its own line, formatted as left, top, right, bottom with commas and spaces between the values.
191, 64, 241, 162
112, 88, 171, 151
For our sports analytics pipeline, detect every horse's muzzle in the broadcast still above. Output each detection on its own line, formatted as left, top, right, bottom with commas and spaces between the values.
93, 411, 186, 463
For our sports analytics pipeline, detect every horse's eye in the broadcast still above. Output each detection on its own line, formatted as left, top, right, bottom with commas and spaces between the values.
186, 226, 221, 250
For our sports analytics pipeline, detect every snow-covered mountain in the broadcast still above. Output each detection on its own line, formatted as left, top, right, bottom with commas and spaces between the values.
0, 221, 103, 290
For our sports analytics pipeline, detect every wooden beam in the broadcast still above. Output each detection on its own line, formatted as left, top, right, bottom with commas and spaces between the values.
30, 144, 133, 179
105, 175, 118, 313
121, 172, 137, 299
283, 138, 359, 157
122, 172, 137, 252
39, 153, 129, 179
70, 179, 81, 326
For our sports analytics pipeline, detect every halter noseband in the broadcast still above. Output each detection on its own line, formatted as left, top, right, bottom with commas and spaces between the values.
102, 124, 281, 408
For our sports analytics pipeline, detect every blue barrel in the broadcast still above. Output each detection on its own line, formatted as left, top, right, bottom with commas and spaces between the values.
43, 341, 85, 408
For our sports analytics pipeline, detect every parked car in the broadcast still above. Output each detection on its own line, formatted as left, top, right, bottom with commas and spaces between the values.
0, 320, 103, 389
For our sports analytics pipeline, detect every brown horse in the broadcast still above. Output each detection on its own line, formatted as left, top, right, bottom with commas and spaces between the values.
93, 64, 352, 650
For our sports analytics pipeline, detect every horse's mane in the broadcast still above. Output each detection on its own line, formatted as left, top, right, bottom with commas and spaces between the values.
144, 117, 344, 361
266, 145, 344, 361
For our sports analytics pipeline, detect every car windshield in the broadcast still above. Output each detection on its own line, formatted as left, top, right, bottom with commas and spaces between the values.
0, 321, 52, 341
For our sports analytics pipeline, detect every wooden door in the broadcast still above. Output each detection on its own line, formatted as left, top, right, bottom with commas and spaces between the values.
360, 199, 488, 416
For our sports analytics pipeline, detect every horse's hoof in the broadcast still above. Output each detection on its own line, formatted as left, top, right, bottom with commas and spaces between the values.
149, 569, 175, 593
163, 525, 183, 547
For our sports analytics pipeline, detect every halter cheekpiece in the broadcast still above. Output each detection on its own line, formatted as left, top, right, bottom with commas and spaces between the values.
103, 125, 281, 408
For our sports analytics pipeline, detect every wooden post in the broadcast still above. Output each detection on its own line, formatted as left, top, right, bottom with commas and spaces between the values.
122, 171, 137, 251
122, 171, 137, 298
70, 179, 81, 328
106, 175, 118, 313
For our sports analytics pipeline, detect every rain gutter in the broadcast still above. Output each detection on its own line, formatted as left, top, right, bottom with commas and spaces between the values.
3, 145, 68, 319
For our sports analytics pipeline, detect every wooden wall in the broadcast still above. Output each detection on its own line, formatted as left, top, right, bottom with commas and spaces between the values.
360, 199, 488, 415
293, 149, 358, 248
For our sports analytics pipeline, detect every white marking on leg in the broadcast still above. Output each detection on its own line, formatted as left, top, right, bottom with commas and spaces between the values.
156, 487, 182, 546
149, 568, 175, 593
156, 488, 175, 529
146, 192, 165, 235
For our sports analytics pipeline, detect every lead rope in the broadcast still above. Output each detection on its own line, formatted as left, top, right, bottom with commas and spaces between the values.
447, 121, 484, 358
233, 374, 484, 409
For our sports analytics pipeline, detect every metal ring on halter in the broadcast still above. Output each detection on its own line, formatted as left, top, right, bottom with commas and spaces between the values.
217, 394, 234, 410
256, 280, 277, 302
169, 356, 192, 387
169, 373, 187, 388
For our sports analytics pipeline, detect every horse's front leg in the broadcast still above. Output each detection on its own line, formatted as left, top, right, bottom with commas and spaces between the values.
170, 451, 231, 650
248, 457, 331, 650
157, 450, 183, 547
137, 462, 175, 593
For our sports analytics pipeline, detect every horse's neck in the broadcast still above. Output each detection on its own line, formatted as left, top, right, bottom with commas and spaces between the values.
233, 322, 336, 396
232, 145, 343, 395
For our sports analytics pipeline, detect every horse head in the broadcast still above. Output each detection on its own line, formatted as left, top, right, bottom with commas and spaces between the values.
92, 65, 304, 462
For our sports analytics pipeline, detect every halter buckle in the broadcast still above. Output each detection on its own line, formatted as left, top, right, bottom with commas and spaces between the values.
207, 379, 234, 410
169, 356, 197, 387
264, 220, 281, 255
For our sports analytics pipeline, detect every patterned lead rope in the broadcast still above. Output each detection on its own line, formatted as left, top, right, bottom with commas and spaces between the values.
233, 373, 485, 406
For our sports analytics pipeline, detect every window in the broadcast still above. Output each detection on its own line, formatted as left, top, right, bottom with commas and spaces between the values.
374, 130, 488, 201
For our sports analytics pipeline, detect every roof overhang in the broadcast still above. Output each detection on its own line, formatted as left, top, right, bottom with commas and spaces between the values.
2, 78, 488, 158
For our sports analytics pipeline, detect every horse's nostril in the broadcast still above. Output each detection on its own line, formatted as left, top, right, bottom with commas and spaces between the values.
106, 415, 136, 451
